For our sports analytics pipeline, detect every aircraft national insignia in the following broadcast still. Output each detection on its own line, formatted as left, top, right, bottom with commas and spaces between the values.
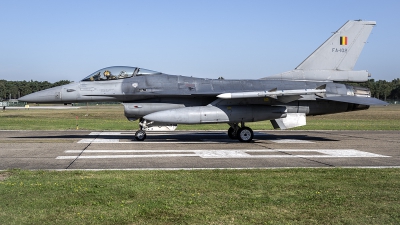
340, 36, 348, 45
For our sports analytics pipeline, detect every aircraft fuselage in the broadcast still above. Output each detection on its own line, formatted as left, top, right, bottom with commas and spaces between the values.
18, 20, 386, 142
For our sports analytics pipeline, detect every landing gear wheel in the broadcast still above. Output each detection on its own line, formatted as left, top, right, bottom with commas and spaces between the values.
237, 127, 253, 142
135, 130, 146, 141
228, 127, 238, 139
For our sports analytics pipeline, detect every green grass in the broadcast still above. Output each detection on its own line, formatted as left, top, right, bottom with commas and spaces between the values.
2, 105, 400, 224
1, 105, 400, 130
293, 105, 400, 130
0, 105, 134, 130
1, 169, 399, 224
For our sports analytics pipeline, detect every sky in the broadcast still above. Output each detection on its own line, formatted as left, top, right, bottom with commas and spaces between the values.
1, 0, 399, 82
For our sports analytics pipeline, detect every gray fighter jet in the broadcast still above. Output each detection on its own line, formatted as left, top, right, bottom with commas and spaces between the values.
19, 20, 387, 142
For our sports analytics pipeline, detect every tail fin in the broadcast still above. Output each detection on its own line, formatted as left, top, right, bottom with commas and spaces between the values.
296, 20, 376, 70
263, 20, 376, 82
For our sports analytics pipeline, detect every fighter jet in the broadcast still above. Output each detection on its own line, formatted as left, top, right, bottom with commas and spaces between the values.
19, 20, 387, 142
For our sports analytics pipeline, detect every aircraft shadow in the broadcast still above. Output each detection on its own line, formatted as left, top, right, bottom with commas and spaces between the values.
12, 131, 337, 142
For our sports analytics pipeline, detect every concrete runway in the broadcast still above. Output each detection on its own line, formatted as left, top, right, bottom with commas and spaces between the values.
1, 130, 399, 170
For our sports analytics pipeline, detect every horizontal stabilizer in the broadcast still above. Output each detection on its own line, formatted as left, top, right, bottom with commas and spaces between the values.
323, 96, 388, 105
270, 113, 306, 130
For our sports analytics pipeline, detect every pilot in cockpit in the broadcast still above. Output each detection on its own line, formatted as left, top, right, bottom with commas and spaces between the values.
90, 72, 101, 81
103, 70, 111, 80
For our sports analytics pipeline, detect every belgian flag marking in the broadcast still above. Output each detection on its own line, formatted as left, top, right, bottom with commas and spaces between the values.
340, 36, 348, 45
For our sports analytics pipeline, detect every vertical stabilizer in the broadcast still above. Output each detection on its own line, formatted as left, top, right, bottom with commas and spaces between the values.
296, 20, 376, 71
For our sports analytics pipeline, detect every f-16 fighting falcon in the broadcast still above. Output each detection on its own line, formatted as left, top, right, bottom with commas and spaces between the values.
19, 20, 387, 142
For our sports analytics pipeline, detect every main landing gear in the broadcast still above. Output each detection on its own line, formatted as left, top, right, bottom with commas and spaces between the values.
134, 119, 178, 141
228, 122, 254, 142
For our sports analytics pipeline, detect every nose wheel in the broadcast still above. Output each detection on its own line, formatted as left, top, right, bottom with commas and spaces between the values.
134, 130, 146, 141
134, 118, 148, 141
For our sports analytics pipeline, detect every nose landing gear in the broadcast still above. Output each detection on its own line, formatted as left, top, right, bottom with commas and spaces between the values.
134, 130, 146, 141
134, 118, 150, 141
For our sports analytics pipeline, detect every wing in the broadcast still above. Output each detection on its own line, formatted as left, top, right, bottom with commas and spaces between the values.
321, 95, 388, 105
214, 85, 387, 130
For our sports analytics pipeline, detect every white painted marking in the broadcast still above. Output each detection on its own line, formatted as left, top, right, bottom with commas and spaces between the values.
196, 150, 251, 158
77, 139, 210, 144
96, 132, 123, 135
57, 154, 197, 159
46, 166, 400, 171
315, 150, 384, 157
271, 139, 314, 143
87, 131, 225, 136
78, 139, 96, 143
57, 149, 389, 159
65, 150, 194, 153
78, 139, 119, 143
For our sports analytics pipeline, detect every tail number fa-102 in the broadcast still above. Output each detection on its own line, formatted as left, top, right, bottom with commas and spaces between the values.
332, 48, 348, 53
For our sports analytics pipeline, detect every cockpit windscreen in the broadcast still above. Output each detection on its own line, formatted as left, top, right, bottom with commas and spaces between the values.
81, 66, 160, 82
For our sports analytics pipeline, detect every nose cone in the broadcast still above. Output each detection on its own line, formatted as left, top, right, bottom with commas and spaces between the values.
18, 86, 63, 103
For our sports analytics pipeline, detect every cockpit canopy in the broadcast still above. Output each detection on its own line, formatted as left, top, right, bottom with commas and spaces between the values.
81, 66, 161, 82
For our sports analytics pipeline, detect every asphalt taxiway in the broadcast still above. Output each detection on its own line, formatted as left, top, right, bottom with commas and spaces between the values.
0, 130, 399, 170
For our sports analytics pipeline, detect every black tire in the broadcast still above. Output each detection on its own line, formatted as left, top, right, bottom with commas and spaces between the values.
134, 130, 146, 141
237, 127, 253, 142
228, 127, 238, 139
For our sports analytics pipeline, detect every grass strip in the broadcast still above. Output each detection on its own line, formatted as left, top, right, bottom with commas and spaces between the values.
1, 169, 399, 224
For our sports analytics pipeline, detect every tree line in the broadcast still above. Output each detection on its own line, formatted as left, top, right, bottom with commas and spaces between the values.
350, 78, 400, 102
1, 78, 399, 102
0, 80, 71, 100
